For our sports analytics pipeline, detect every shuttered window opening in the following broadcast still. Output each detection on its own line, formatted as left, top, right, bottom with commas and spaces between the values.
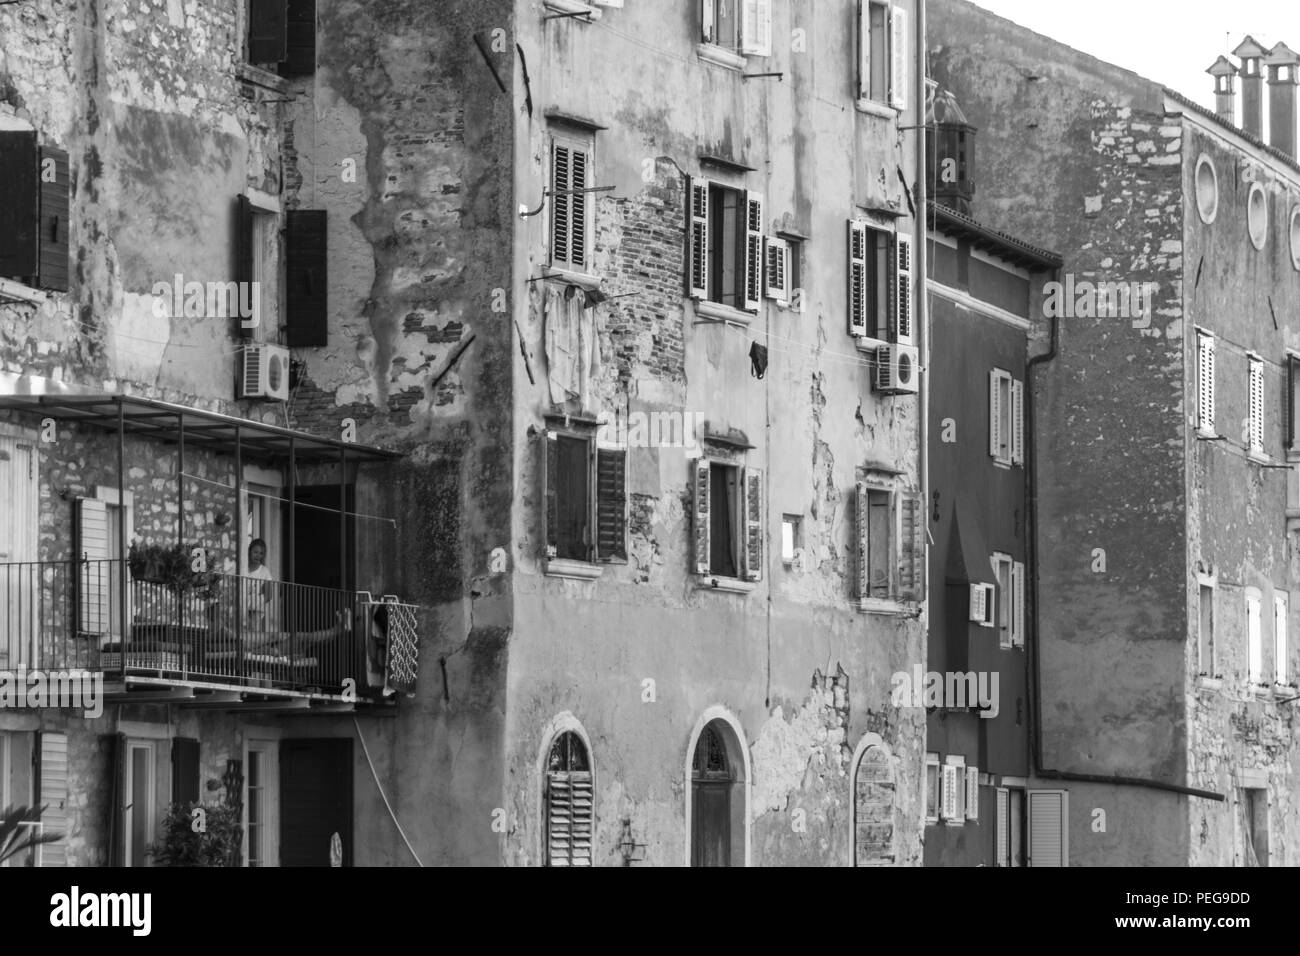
286, 209, 328, 347
924, 754, 940, 822
995, 787, 1010, 866
172, 737, 201, 808
689, 181, 762, 312
764, 237, 791, 303
1276, 592, 1289, 686
989, 369, 1021, 466
892, 232, 913, 345
543, 432, 627, 565
0, 131, 39, 282
1027, 789, 1068, 867
694, 460, 764, 582
279, 0, 317, 76
856, 484, 923, 605
848, 221, 895, 339
965, 766, 979, 821
38, 145, 70, 292
247, 0, 288, 64
1248, 355, 1265, 455
550, 138, 592, 272
545, 732, 592, 867
1197, 332, 1216, 433
38, 732, 69, 867
858, 1, 891, 103
1288, 355, 1300, 449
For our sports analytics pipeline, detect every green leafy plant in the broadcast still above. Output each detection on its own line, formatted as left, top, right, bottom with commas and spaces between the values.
128, 542, 220, 594
146, 802, 243, 867
0, 805, 63, 865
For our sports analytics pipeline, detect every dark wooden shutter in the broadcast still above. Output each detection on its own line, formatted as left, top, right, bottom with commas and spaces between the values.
1288, 356, 1300, 450
546, 770, 593, 866
278, 0, 316, 76
37, 145, 69, 292
104, 732, 126, 867
551, 143, 572, 267
248, 0, 288, 63
0, 131, 39, 279
286, 209, 328, 346
556, 436, 590, 561
543, 432, 559, 558
898, 489, 925, 601
235, 195, 255, 338
595, 448, 627, 562
172, 737, 201, 807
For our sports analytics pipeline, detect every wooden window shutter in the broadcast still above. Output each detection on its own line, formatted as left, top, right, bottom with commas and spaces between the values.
693, 459, 711, 575
898, 490, 924, 601
688, 180, 710, 298
570, 146, 589, 269
741, 0, 773, 56
743, 467, 764, 581
248, 0, 288, 63
1027, 790, 1068, 866
764, 238, 790, 302
38, 731, 69, 867
892, 232, 913, 344
940, 764, 958, 820
965, 767, 979, 820
848, 220, 868, 336
286, 209, 328, 347
1288, 356, 1300, 449
995, 787, 1010, 866
0, 130, 39, 279
989, 370, 1003, 460
235, 195, 255, 336
595, 448, 627, 563
889, 5, 908, 110
1011, 561, 1025, 647
105, 732, 126, 867
857, 0, 871, 100
279, 0, 316, 76
172, 737, 201, 807
701, 0, 716, 43
1249, 358, 1264, 453
75, 497, 110, 637
1198, 333, 1215, 431
1011, 378, 1025, 465
543, 432, 559, 559
744, 192, 764, 311
855, 482, 870, 601
551, 143, 572, 268
546, 770, 593, 866
38, 145, 70, 292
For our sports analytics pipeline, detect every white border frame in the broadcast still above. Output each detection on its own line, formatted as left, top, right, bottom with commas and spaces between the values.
683, 705, 751, 867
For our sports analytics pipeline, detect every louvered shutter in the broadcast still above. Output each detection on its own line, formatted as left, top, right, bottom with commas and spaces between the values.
741, 0, 773, 56
989, 371, 1003, 460
688, 179, 710, 298
995, 788, 1010, 866
744, 192, 763, 311
1288, 356, 1300, 449
595, 448, 627, 562
1011, 379, 1025, 465
940, 764, 958, 820
551, 143, 572, 268
172, 737, 201, 807
279, 0, 316, 76
969, 583, 989, 624
0, 131, 38, 279
764, 238, 789, 302
38, 731, 68, 867
38, 145, 69, 292
546, 770, 593, 866
235, 195, 255, 336
1011, 561, 1025, 647
889, 5, 908, 110
248, 0, 288, 63
1028, 790, 1067, 866
966, 767, 979, 820
898, 490, 924, 601
75, 497, 110, 636
848, 220, 868, 336
1249, 358, 1264, 453
701, 0, 716, 43
855, 482, 870, 601
693, 459, 712, 575
1, 438, 39, 667
1198, 333, 1216, 432
570, 147, 589, 270
286, 209, 328, 346
892, 232, 913, 344
743, 467, 764, 582
857, 0, 871, 100
543, 432, 559, 558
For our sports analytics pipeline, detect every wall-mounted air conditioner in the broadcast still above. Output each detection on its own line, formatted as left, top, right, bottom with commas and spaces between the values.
239, 343, 290, 402
875, 344, 920, 395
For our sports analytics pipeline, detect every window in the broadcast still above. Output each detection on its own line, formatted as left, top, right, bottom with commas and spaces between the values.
693, 459, 763, 581
988, 369, 1024, 467
0, 431, 39, 669
236, 194, 281, 342
995, 787, 1026, 866
851, 742, 896, 865
940, 759, 963, 824
700, 0, 771, 57
855, 481, 924, 605
1027, 789, 1069, 867
848, 222, 912, 344
1275, 592, 1289, 686
285, 210, 328, 346
781, 514, 801, 565
1249, 355, 1265, 456
124, 740, 157, 867
1248, 182, 1268, 251
1197, 331, 1216, 434
1195, 154, 1219, 225
990, 553, 1024, 648
246, 0, 317, 76
543, 431, 627, 569
965, 766, 979, 821
244, 740, 279, 868
1199, 582, 1216, 676
764, 237, 796, 306
1247, 588, 1264, 686
550, 132, 594, 274
1242, 788, 1269, 866
1290, 207, 1300, 271
545, 731, 593, 867
856, 2, 907, 109
689, 180, 763, 313
924, 753, 940, 824
1289, 355, 1300, 451
0, 132, 69, 292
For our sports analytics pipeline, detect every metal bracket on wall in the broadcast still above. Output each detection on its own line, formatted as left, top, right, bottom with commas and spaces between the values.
543, 10, 594, 22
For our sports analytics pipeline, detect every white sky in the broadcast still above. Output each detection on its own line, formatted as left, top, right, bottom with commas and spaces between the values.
966, 0, 1300, 112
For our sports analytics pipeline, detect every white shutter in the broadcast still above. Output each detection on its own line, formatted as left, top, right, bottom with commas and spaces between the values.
689, 179, 710, 298
76, 497, 110, 637
969, 583, 987, 624
741, 0, 772, 56
892, 232, 913, 344
1011, 561, 1026, 647
857, 0, 871, 100
1198, 333, 1216, 432
693, 459, 712, 575
989, 370, 1003, 460
1028, 790, 1068, 867
966, 767, 979, 820
1249, 357, 1264, 453
764, 237, 790, 302
848, 220, 868, 336
546, 770, 593, 866
889, 5, 908, 110
1276, 593, 1289, 686
856, 482, 870, 601
700, 0, 715, 43
940, 764, 959, 820
1248, 592, 1263, 684
742, 467, 764, 582
38, 732, 69, 867
744, 192, 764, 311
995, 787, 1010, 866
1011, 379, 1025, 465
0, 438, 39, 668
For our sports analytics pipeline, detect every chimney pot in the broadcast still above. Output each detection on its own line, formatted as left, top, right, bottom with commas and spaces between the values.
1207, 55, 1239, 124
1234, 35, 1269, 138
1265, 42, 1300, 157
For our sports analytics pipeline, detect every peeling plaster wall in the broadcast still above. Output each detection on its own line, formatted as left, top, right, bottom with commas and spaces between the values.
503, 0, 925, 866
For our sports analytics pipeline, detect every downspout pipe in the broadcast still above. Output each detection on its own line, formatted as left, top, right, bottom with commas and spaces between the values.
916, 0, 929, 625
1024, 274, 1224, 803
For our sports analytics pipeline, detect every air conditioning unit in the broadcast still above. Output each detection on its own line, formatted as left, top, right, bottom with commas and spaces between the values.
875, 344, 920, 395
239, 343, 290, 401
969, 583, 995, 626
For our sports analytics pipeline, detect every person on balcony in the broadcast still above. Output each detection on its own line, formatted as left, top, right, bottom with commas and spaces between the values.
245, 538, 275, 631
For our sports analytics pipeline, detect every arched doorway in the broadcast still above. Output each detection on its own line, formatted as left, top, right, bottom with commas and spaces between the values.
849, 736, 896, 866
690, 718, 746, 866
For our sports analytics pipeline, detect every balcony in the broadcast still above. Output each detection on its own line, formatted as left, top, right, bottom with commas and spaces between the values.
0, 559, 418, 710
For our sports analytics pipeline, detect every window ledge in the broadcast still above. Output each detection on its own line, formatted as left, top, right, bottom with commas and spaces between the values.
855, 98, 900, 120
1197, 427, 1218, 441
542, 267, 603, 291
696, 43, 746, 71
1196, 674, 1223, 691
693, 299, 755, 327
544, 558, 604, 581
0, 278, 47, 304
991, 458, 1012, 470
236, 62, 291, 95
697, 576, 756, 594
857, 598, 912, 616
543, 0, 603, 19
1247, 450, 1270, 465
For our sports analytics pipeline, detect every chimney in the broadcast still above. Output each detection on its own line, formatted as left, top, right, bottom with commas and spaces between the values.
1234, 35, 1269, 138
1265, 42, 1300, 157
1207, 55, 1239, 124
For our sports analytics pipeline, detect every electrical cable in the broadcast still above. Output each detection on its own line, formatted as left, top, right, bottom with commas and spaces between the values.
353, 716, 424, 867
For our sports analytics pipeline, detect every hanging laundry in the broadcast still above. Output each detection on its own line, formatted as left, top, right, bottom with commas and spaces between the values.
544, 284, 602, 407
749, 342, 769, 380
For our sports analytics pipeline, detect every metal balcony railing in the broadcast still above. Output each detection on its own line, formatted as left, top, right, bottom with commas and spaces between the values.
0, 559, 413, 700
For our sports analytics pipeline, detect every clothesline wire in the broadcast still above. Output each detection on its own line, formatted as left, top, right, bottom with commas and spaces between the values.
178, 469, 399, 528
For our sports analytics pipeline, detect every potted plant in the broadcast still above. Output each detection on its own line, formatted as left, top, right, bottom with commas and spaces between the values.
146, 802, 243, 867
129, 542, 220, 594
0, 805, 63, 865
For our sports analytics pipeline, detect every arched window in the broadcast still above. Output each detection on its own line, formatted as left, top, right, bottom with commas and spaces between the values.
544, 731, 592, 867
690, 719, 746, 866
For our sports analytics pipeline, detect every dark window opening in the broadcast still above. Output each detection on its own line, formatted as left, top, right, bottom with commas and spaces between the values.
707, 183, 745, 307
709, 463, 739, 577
